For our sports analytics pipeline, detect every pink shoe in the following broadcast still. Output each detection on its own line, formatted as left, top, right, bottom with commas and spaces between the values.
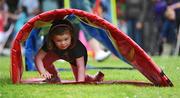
94, 71, 104, 82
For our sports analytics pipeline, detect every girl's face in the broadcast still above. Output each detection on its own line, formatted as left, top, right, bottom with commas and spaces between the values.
52, 32, 72, 50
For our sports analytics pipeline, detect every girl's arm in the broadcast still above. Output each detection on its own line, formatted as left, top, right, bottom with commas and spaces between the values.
76, 56, 86, 82
35, 49, 52, 79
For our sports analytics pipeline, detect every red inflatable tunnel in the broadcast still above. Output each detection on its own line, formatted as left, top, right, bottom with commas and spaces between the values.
10, 9, 173, 86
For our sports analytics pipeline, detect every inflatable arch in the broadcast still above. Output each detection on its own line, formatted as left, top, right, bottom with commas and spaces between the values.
10, 9, 173, 86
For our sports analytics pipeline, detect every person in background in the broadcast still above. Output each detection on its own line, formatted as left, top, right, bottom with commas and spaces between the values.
39, 0, 64, 12
13, 6, 28, 38
0, 0, 8, 53
70, 0, 111, 62
165, 1, 180, 55
116, 0, 127, 33
18, 0, 42, 71
142, 0, 165, 55
125, 0, 147, 47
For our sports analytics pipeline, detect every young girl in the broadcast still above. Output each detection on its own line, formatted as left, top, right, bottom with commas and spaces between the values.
35, 19, 104, 83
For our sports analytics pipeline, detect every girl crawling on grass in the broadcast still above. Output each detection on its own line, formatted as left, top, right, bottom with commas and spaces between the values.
35, 19, 104, 83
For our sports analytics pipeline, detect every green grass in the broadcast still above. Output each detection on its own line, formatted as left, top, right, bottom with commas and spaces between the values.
0, 56, 180, 98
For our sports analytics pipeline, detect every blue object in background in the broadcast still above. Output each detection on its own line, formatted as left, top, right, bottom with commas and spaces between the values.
25, 28, 42, 71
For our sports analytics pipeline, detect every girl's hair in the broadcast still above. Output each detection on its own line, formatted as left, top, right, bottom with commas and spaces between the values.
46, 19, 78, 50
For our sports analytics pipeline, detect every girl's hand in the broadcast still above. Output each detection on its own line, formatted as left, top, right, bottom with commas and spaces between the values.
41, 71, 52, 79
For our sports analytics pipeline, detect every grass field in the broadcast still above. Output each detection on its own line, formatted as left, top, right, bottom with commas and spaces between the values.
0, 56, 180, 98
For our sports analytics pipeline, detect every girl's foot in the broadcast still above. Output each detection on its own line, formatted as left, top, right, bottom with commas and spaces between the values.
94, 71, 104, 82
85, 71, 104, 82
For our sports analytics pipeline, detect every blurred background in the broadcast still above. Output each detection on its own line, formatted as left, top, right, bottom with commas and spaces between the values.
0, 0, 179, 58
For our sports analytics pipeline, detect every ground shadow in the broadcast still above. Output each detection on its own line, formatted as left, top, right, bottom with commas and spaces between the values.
21, 78, 154, 87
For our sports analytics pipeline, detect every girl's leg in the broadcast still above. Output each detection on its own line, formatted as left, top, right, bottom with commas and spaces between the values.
70, 64, 104, 82
70, 64, 93, 82
42, 51, 60, 78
